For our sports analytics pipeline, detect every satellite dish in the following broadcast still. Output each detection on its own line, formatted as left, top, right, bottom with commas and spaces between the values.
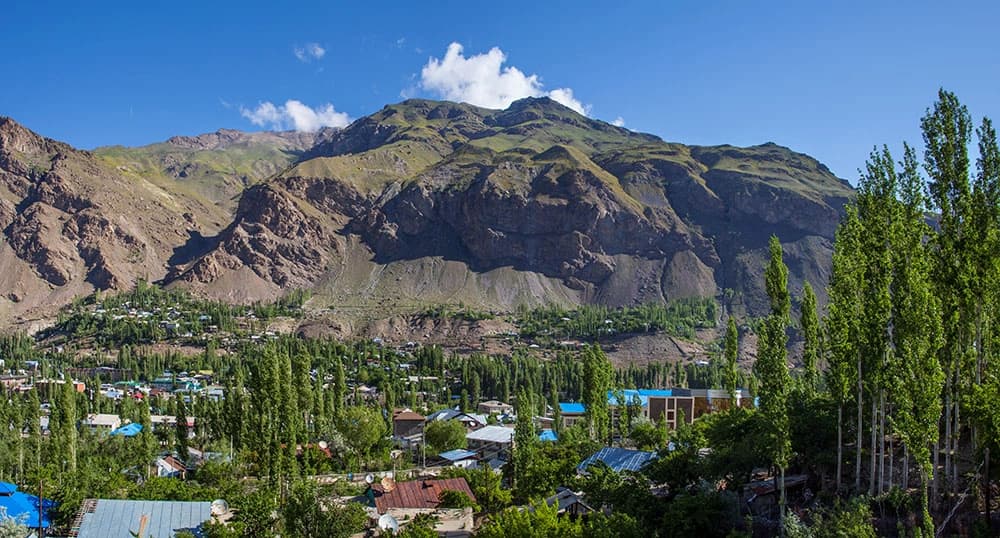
318, 440, 328, 449
210, 499, 229, 516
377, 514, 400, 533
365, 473, 375, 484
381, 476, 396, 492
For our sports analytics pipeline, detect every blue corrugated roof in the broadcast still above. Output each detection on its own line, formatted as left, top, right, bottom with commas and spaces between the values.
110, 423, 143, 437
559, 402, 586, 414
539, 429, 558, 442
637, 388, 673, 397
77, 499, 211, 538
0, 482, 54, 529
578, 447, 658, 473
439, 449, 478, 461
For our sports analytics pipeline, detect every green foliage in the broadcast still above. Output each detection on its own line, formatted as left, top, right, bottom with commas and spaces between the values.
809, 497, 877, 538
424, 419, 467, 454
438, 489, 476, 509
281, 480, 366, 538
440, 466, 512, 513
582, 346, 612, 443
516, 297, 717, 341
658, 491, 742, 538
724, 317, 739, 401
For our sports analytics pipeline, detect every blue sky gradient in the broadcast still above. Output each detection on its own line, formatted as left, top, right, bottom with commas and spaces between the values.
2, 0, 998, 180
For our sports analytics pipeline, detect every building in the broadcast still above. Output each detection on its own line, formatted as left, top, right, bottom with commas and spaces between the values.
371, 477, 477, 514
465, 425, 514, 461
76, 499, 213, 538
477, 400, 513, 416
557, 402, 586, 429
578, 447, 658, 474
426, 408, 488, 431
155, 455, 188, 478
82, 413, 122, 433
392, 409, 425, 438
0, 481, 53, 531
559, 387, 752, 431
544, 487, 593, 517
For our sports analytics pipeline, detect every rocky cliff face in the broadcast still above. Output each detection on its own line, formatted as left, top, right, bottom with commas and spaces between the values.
0, 99, 854, 325
174, 98, 853, 315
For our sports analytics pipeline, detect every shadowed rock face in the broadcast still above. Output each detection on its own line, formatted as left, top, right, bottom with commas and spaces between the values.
0, 99, 854, 324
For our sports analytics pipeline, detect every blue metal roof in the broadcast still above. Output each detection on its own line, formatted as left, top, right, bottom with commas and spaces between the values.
637, 388, 674, 397
110, 423, 143, 437
77, 499, 211, 538
578, 447, 658, 473
439, 449, 478, 461
608, 389, 649, 407
0, 482, 54, 529
539, 429, 558, 442
559, 402, 586, 414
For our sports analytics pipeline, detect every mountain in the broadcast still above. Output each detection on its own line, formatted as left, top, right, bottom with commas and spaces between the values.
0, 99, 853, 328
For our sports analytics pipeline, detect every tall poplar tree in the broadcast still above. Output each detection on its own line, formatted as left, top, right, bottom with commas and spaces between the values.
754, 236, 792, 529
582, 345, 612, 443
800, 282, 820, 392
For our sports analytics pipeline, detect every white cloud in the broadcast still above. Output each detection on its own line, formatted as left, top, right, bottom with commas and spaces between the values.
419, 42, 590, 115
294, 43, 326, 62
612, 117, 626, 127
240, 100, 351, 132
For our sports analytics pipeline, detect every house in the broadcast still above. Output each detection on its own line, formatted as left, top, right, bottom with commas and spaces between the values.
477, 400, 513, 416
76, 499, 214, 538
465, 425, 514, 461
151, 415, 196, 438
371, 477, 477, 514
558, 402, 586, 429
392, 409, 425, 438
82, 413, 122, 433
0, 374, 30, 390
578, 447, 658, 474
155, 455, 188, 478
0, 481, 54, 531
426, 408, 488, 431
544, 487, 593, 517
559, 387, 753, 431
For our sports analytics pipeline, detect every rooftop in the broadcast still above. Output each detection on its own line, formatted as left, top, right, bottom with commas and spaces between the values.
76, 499, 211, 538
110, 423, 143, 437
465, 425, 514, 444
578, 447, 658, 474
438, 449, 478, 462
373, 478, 476, 514
0, 481, 55, 529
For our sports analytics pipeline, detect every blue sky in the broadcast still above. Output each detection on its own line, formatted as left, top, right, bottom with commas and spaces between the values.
2, 0, 998, 180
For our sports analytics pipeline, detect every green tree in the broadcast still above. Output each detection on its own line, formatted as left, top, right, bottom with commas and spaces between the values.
424, 419, 467, 455
800, 281, 820, 392
174, 395, 190, 461
336, 406, 384, 469
754, 236, 792, 530
582, 346, 612, 443
282, 480, 366, 538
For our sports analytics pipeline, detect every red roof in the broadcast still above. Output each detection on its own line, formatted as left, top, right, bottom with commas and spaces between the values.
373, 478, 476, 513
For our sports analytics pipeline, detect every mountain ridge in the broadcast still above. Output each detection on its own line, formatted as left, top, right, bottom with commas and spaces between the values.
0, 99, 853, 330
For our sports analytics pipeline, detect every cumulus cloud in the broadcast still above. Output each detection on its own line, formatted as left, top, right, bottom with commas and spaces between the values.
612, 117, 626, 127
419, 42, 590, 115
294, 43, 326, 62
240, 100, 351, 132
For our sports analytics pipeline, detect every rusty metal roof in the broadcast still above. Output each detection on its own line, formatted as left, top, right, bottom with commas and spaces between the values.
373, 478, 476, 513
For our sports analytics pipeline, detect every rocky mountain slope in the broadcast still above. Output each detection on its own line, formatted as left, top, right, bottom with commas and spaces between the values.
0, 99, 853, 328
